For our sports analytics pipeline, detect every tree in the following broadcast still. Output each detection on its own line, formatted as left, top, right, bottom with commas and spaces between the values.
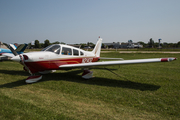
40, 43, 44, 48
102, 43, 105, 48
52, 41, 60, 44
177, 41, 180, 48
34, 40, 40, 48
60, 42, 65, 44
148, 38, 154, 48
44, 39, 50, 48
138, 41, 146, 47
154, 42, 159, 48
28, 43, 32, 49
80, 43, 86, 48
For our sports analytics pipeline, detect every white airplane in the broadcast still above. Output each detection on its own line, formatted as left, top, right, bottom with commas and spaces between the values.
6, 37, 176, 83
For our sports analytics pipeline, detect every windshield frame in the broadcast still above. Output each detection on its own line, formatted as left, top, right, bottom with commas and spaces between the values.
42, 44, 61, 54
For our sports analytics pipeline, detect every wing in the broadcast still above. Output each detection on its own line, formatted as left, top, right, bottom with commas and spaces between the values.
59, 58, 176, 69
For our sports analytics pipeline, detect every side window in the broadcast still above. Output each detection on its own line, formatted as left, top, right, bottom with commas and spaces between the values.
62, 47, 72, 55
80, 51, 84, 56
73, 49, 79, 56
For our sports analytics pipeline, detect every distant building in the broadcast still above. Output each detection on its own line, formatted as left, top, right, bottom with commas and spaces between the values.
103, 42, 121, 48
103, 40, 143, 49
84, 46, 91, 49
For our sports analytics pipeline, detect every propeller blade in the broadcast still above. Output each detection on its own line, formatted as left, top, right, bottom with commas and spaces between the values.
3, 43, 18, 56
19, 54, 32, 75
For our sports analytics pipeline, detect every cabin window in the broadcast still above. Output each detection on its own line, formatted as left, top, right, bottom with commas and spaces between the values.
73, 49, 79, 56
80, 51, 84, 56
62, 47, 72, 55
42, 45, 60, 54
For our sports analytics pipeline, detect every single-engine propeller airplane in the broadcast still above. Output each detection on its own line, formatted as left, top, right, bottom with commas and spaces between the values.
4, 37, 176, 83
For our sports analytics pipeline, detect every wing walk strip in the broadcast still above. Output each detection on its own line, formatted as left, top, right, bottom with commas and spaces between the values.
59, 58, 176, 68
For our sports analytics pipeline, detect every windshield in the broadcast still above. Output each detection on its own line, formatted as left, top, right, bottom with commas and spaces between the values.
42, 45, 61, 54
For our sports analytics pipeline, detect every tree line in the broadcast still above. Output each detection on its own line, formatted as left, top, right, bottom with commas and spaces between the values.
29, 38, 180, 49
29, 39, 95, 49
29, 39, 65, 49
138, 38, 180, 48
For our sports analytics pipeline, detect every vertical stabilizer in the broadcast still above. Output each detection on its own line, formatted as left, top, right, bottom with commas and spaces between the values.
92, 37, 102, 57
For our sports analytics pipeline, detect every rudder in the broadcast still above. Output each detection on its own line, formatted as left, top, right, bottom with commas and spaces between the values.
92, 37, 102, 57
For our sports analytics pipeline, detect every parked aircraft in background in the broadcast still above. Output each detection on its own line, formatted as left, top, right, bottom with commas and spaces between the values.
0, 44, 16, 54
4, 37, 176, 83
0, 44, 27, 61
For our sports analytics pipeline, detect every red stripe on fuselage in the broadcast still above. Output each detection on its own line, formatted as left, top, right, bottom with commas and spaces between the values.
24, 57, 99, 74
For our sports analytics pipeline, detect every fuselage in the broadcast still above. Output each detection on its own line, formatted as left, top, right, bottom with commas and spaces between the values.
0, 48, 12, 55
18, 44, 99, 73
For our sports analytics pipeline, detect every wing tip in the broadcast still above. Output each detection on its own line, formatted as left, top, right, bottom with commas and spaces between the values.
161, 58, 177, 62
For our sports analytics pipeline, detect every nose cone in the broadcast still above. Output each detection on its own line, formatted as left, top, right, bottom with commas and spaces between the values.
11, 55, 20, 62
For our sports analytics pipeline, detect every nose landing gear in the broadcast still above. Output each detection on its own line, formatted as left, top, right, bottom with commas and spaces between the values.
26, 75, 42, 83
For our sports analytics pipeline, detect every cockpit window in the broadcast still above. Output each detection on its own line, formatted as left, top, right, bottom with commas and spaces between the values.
42, 45, 60, 54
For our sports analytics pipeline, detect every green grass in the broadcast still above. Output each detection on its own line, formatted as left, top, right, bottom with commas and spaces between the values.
0, 52, 180, 120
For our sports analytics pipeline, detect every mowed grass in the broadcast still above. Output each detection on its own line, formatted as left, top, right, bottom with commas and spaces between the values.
0, 52, 180, 120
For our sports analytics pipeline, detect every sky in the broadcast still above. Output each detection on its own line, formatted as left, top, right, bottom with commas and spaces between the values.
0, 0, 180, 44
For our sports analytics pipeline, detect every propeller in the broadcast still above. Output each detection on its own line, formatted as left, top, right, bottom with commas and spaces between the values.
5, 43, 33, 75
19, 54, 32, 75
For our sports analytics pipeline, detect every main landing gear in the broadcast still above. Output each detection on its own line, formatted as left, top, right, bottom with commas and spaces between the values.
24, 67, 93, 84
82, 68, 94, 79
25, 69, 93, 83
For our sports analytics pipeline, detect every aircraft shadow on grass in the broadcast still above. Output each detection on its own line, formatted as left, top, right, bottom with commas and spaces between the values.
0, 69, 160, 91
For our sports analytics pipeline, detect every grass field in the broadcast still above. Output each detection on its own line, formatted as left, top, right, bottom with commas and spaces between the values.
0, 52, 180, 120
